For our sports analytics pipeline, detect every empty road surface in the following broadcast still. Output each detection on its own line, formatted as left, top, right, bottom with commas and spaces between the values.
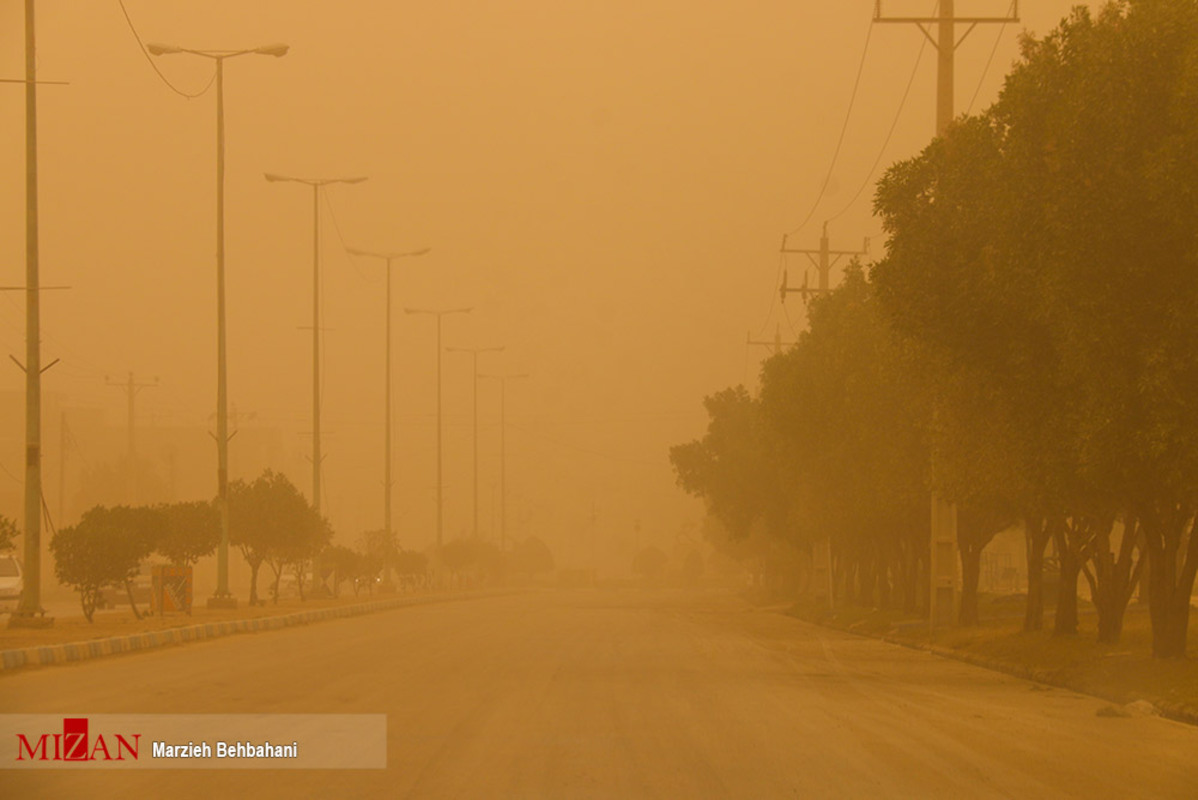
2, 590, 1195, 798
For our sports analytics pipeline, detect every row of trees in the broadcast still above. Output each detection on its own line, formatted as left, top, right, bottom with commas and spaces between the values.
47, 466, 558, 620
672, 0, 1198, 657
50, 501, 220, 621
50, 470, 330, 620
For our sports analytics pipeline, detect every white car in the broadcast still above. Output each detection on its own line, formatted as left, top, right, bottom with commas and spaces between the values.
0, 555, 22, 611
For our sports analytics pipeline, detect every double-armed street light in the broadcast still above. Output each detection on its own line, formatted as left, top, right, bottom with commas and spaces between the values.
346, 246, 432, 548
265, 174, 368, 517
405, 307, 472, 547
147, 40, 288, 607
445, 345, 504, 540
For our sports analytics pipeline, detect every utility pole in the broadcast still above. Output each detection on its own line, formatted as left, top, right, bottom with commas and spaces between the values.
406, 307, 472, 547
347, 246, 431, 550
265, 174, 367, 518
447, 345, 504, 540
479, 373, 527, 554
779, 222, 869, 304
9, 1, 52, 627
774, 224, 864, 612
875, 0, 1020, 630
746, 324, 795, 356
106, 372, 157, 504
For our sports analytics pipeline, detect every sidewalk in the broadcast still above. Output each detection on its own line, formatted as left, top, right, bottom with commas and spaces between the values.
784, 597, 1198, 728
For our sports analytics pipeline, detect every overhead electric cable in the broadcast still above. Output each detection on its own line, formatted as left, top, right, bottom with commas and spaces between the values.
118, 0, 217, 99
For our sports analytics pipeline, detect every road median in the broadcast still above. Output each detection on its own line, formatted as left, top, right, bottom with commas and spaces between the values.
0, 589, 514, 674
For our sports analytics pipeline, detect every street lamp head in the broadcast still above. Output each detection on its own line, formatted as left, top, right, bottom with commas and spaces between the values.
339, 176, 369, 185
263, 172, 288, 183
146, 43, 182, 56
254, 43, 290, 57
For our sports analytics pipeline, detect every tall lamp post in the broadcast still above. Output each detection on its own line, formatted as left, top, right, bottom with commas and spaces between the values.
148, 41, 288, 608
479, 373, 527, 553
265, 173, 367, 517
446, 346, 504, 540
347, 246, 431, 548
404, 307, 471, 547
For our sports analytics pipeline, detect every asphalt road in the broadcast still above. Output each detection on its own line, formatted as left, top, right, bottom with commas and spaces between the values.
2, 590, 1196, 798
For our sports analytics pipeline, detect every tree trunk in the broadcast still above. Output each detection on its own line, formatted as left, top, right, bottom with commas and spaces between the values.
1024, 519, 1049, 632
248, 559, 262, 606
295, 562, 306, 602
1090, 517, 1142, 645
959, 545, 982, 626
124, 578, 142, 620
1144, 509, 1198, 658
81, 586, 97, 623
1055, 539, 1080, 636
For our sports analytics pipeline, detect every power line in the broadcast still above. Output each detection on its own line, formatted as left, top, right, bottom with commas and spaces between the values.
117, 0, 217, 99
827, 33, 929, 224
965, 3, 1014, 115
785, 11, 876, 237
321, 190, 373, 282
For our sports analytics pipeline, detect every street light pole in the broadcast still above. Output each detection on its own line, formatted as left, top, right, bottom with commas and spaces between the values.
265, 173, 367, 517
148, 41, 288, 608
405, 307, 471, 547
446, 346, 504, 540
347, 246, 430, 548
480, 373, 527, 553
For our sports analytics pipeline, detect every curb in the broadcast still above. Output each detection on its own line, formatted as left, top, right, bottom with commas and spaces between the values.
798, 615, 1198, 729
1, 590, 513, 674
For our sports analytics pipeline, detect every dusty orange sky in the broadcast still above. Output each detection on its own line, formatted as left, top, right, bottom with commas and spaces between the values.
0, 1, 1092, 571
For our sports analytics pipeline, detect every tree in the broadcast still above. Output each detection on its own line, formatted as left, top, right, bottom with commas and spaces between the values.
671, 387, 788, 544
51, 506, 156, 622
322, 544, 360, 597
359, 528, 399, 587
873, 0, 1198, 654
761, 263, 932, 611
510, 536, 555, 577
155, 500, 219, 567
230, 471, 330, 605
393, 549, 429, 589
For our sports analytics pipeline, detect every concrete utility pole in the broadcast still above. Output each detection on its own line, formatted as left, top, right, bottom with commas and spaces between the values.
874, 0, 1020, 630
347, 246, 431, 548
149, 40, 288, 608
447, 345, 504, 540
8, 0, 49, 626
266, 173, 367, 517
479, 373, 527, 554
106, 372, 157, 504
406, 307, 472, 547
746, 324, 795, 356
779, 222, 869, 304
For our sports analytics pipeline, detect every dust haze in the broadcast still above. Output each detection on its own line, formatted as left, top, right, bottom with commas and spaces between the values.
4, 2, 1198, 798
